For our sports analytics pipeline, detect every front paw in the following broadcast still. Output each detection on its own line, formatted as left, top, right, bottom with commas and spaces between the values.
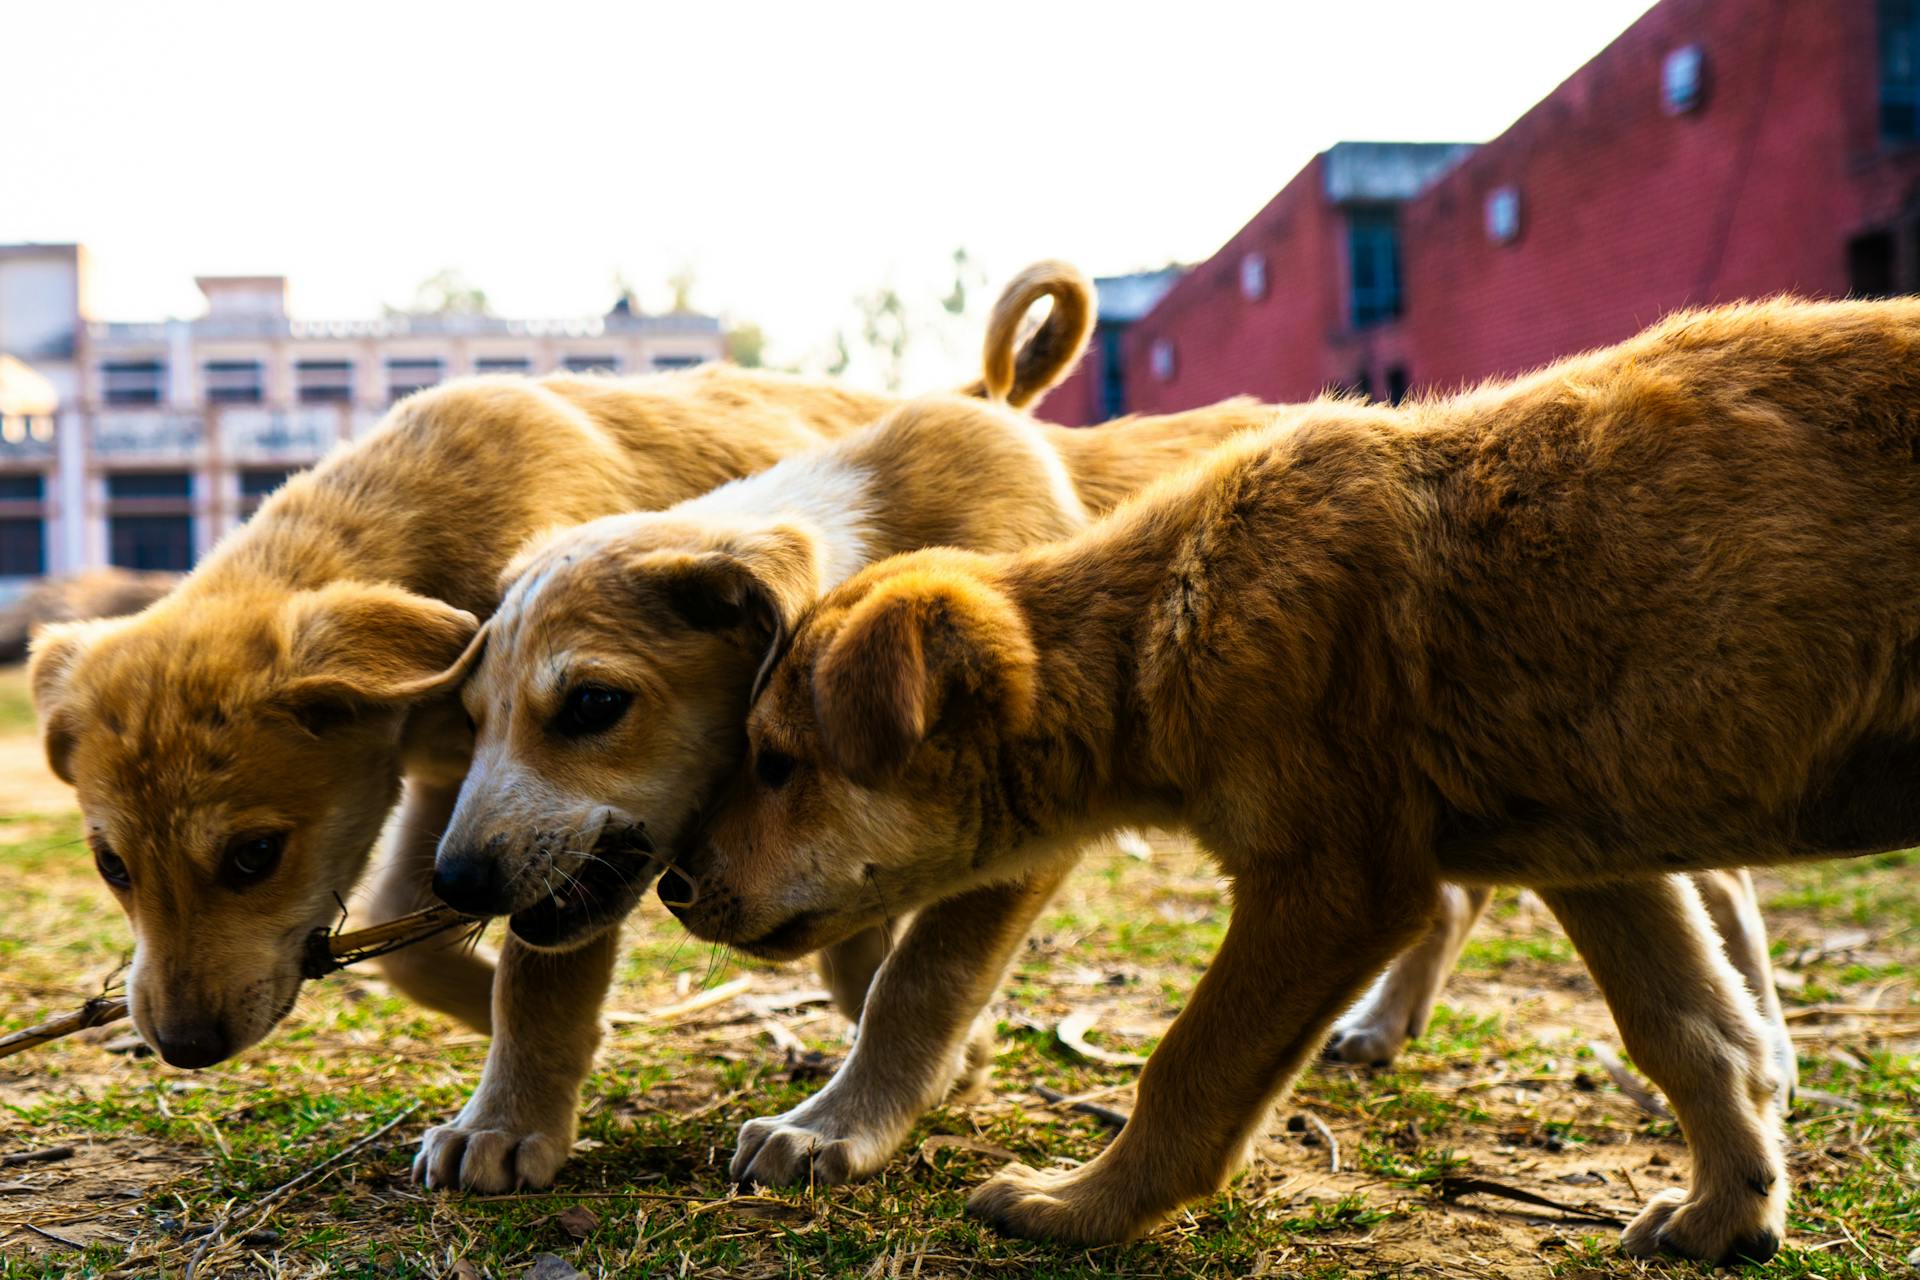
966, 1162, 1156, 1245
414, 1107, 574, 1193
731, 1110, 894, 1188
1623, 1186, 1785, 1267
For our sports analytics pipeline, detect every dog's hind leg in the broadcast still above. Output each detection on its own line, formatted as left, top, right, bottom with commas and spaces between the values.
1541, 876, 1787, 1267
366, 779, 497, 1032
1324, 882, 1493, 1065
733, 865, 1070, 1190
1691, 869, 1797, 1109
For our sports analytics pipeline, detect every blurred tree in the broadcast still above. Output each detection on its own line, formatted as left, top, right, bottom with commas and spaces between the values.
668, 266, 698, 313
394, 268, 490, 316
856, 286, 910, 392
726, 322, 766, 368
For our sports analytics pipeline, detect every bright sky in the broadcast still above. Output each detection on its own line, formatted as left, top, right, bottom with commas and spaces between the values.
9, 0, 1658, 378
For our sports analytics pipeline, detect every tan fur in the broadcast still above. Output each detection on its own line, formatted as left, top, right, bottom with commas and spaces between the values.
422, 304, 1259, 1191
674, 297, 1920, 1260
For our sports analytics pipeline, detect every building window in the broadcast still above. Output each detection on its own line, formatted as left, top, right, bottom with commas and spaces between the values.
562, 354, 620, 374
1485, 186, 1523, 245
0, 473, 46, 577
107, 471, 193, 571
1239, 252, 1269, 301
386, 357, 446, 403
1849, 229, 1899, 297
1347, 207, 1403, 328
239, 465, 299, 517
1883, 0, 1920, 140
296, 360, 354, 404
650, 354, 707, 371
475, 357, 532, 375
1662, 45, 1707, 114
102, 360, 165, 406
205, 360, 265, 405
1149, 338, 1176, 382
1099, 327, 1128, 420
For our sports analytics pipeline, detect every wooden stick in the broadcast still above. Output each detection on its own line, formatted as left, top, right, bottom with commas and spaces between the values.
0, 906, 478, 1062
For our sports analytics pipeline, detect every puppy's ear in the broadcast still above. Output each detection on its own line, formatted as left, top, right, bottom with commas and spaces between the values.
28, 619, 107, 785
811, 571, 1036, 787
641, 525, 820, 676
273, 583, 480, 731
960, 260, 1096, 409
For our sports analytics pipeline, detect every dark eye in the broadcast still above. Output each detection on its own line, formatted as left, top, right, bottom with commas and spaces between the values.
93, 840, 130, 889
556, 684, 632, 737
754, 748, 797, 790
222, 832, 287, 888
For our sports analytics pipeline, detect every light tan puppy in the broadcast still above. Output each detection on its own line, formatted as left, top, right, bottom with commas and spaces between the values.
420, 262, 1269, 1192
26, 362, 925, 1072
669, 297, 1920, 1263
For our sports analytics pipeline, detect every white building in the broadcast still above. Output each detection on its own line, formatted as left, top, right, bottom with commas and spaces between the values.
0, 244, 724, 587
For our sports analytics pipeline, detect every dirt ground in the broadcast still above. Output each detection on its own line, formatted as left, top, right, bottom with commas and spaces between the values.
0, 663, 1913, 1278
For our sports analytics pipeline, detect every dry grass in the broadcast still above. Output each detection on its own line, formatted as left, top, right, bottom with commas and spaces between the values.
0, 665, 1913, 1279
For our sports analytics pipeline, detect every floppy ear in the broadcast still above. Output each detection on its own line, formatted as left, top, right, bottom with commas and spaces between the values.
811, 572, 1036, 787
640, 526, 820, 681
274, 583, 480, 731
27, 619, 103, 785
959, 260, 1096, 410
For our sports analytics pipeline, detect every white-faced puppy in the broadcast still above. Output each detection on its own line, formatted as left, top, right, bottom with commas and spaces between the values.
417, 262, 1273, 1193
671, 297, 1920, 1262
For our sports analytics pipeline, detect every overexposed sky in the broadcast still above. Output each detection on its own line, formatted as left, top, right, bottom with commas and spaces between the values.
9, 0, 1657, 375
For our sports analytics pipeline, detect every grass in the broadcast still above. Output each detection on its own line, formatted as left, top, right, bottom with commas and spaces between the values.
0, 749, 1914, 1275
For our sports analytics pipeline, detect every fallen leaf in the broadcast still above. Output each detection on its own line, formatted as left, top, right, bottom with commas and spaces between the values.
522, 1255, 583, 1280
916, 1134, 1018, 1167
555, 1206, 598, 1240
446, 1262, 485, 1280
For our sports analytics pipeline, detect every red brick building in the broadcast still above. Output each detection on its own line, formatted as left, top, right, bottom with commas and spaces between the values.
1046, 0, 1920, 424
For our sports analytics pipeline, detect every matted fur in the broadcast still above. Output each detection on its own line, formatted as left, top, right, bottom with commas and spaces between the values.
673, 296, 1920, 1261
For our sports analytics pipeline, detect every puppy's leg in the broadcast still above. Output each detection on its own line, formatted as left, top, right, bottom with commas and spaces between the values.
1691, 869, 1797, 1108
1325, 882, 1493, 1064
367, 779, 496, 1032
969, 867, 1426, 1245
816, 923, 893, 1022
1541, 877, 1787, 1266
415, 929, 617, 1193
732, 866, 1069, 1189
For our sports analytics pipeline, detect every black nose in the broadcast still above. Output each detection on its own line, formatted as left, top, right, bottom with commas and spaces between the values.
154, 1019, 231, 1069
432, 850, 509, 915
657, 867, 697, 914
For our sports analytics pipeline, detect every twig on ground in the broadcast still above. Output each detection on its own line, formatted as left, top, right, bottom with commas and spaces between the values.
0, 1146, 74, 1168
183, 1101, 420, 1279
1032, 1084, 1130, 1130
1056, 1010, 1149, 1067
1586, 1041, 1672, 1119
21, 1223, 89, 1250
612, 974, 753, 1025
0, 907, 476, 1062
1303, 1112, 1341, 1173
1437, 1175, 1626, 1227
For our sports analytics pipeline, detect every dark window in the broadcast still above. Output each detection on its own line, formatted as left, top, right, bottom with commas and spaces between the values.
0, 474, 45, 501
1386, 366, 1411, 406
475, 357, 532, 375
1850, 229, 1898, 297
296, 360, 354, 404
1883, 0, 1920, 140
205, 360, 264, 404
107, 471, 191, 500
1099, 326, 1128, 420
387, 357, 445, 403
0, 518, 45, 576
650, 354, 706, 371
102, 360, 165, 406
1347, 207, 1403, 328
562, 354, 619, 374
109, 515, 193, 571
239, 466, 298, 518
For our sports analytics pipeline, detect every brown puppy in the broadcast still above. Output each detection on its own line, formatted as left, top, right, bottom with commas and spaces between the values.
27, 357, 964, 1072
670, 296, 1920, 1262
416, 262, 1269, 1192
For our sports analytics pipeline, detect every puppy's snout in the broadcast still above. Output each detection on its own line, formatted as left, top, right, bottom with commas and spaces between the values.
656, 866, 700, 914
432, 847, 510, 915
153, 1017, 232, 1070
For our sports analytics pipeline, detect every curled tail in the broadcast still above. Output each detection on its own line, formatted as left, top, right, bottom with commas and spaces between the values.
959, 260, 1096, 410
1044, 399, 1276, 516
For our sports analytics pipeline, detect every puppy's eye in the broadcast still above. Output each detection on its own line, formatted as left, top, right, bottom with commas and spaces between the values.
556, 684, 631, 737
222, 832, 287, 888
754, 749, 797, 790
93, 840, 130, 890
